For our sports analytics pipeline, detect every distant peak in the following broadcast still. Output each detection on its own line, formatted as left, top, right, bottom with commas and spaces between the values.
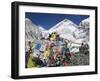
79, 17, 89, 27
25, 18, 38, 27
25, 18, 31, 22
59, 18, 76, 25
53, 18, 77, 28
63, 18, 71, 22
81, 17, 89, 23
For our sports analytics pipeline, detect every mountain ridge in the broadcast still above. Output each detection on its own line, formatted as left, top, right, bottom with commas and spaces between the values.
25, 17, 89, 44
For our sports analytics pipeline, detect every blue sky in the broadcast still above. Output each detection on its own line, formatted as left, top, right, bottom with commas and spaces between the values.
26, 12, 89, 30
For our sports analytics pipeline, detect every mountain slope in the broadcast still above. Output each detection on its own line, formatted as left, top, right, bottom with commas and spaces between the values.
74, 18, 89, 42
25, 18, 41, 41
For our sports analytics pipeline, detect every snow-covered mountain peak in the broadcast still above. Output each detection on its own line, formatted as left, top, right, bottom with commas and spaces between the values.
79, 17, 89, 29
51, 18, 77, 30
25, 18, 38, 28
48, 18, 78, 34
62, 18, 75, 24
25, 18, 32, 22
81, 18, 89, 23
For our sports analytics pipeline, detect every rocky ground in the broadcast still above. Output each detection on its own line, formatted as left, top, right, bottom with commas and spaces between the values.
70, 53, 89, 66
